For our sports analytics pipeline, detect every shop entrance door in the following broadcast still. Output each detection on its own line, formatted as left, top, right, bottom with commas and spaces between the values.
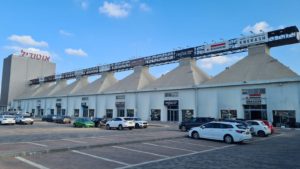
167, 109, 179, 121
82, 106, 88, 117
244, 105, 267, 120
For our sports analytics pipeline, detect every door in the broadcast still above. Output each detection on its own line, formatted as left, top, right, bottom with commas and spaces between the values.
201, 123, 214, 139
167, 110, 179, 121
82, 106, 88, 117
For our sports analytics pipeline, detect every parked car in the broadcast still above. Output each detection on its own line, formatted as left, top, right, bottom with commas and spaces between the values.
0, 115, 16, 125
220, 119, 255, 135
73, 118, 95, 128
15, 115, 34, 125
106, 117, 134, 130
42, 115, 58, 122
246, 120, 271, 137
92, 117, 107, 127
189, 121, 252, 144
179, 117, 215, 131
261, 120, 275, 134
125, 117, 148, 128
55, 116, 72, 124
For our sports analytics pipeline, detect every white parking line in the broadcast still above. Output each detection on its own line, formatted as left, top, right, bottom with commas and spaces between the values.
24, 142, 48, 147
116, 145, 235, 169
61, 139, 88, 144
112, 146, 169, 158
15, 156, 50, 169
165, 140, 216, 148
72, 150, 129, 166
143, 143, 197, 153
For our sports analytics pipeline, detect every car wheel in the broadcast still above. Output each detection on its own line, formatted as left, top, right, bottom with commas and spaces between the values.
106, 125, 111, 130
224, 135, 233, 144
30, 122, 34, 125
257, 130, 266, 137
191, 131, 199, 139
181, 126, 187, 132
118, 125, 123, 130
129, 127, 133, 130
135, 123, 140, 128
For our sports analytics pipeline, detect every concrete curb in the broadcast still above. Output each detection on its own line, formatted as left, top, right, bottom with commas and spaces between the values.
0, 135, 185, 159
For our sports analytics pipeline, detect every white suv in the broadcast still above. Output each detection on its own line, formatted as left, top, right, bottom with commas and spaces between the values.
125, 117, 148, 128
106, 117, 135, 130
0, 115, 16, 125
246, 120, 271, 137
189, 121, 252, 144
15, 115, 34, 125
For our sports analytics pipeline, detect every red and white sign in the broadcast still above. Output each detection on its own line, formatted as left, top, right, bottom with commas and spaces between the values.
20, 49, 51, 62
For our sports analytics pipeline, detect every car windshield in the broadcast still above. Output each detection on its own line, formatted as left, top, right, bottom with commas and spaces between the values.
4, 115, 14, 118
134, 118, 142, 121
124, 118, 133, 121
23, 116, 31, 118
82, 118, 92, 122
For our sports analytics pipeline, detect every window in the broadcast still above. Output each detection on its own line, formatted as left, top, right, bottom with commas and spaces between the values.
50, 109, 54, 115
204, 123, 214, 128
127, 109, 134, 117
182, 110, 194, 121
221, 110, 237, 119
221, 124, 233, 129
151, 109, 161, 121
62, 109, 66, 116
89, 109, 95, 118
74, 109, 79, 117
106, 109, 113, 118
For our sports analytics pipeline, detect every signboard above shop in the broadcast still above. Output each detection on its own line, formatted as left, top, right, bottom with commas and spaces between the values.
20, 49, 51, 62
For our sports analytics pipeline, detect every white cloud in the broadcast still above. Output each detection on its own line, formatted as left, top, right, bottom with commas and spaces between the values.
99, 1, 131, 18
139, 3, 151, 12
3, 45, 22, 51
8, 35, 48, 47
59, 30, 73, 37
199, 55, 242, 70
242, 21, 273, 34
81, 0, 88, 10
65, 48, 87, 57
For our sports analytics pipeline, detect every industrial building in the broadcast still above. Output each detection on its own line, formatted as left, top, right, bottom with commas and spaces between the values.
1, 26, 300, 127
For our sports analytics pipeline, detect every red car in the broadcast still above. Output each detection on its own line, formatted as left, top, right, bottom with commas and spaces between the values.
262, 120, 275, 134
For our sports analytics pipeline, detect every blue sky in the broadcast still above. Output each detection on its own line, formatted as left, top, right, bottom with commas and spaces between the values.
0, 0, 300, 82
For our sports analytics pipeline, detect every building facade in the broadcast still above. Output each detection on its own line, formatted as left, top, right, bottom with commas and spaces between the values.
9, 45, 300, 127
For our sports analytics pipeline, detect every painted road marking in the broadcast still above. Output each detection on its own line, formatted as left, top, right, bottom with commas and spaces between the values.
72, 150, 129, 166
61, 139, 88, 144
112, 146, 169, 158
24, 142, 48, 147
15, 156, 50, 169
116, 145, 235, 169
143, 143, 197, 153
165, 140, 217, 148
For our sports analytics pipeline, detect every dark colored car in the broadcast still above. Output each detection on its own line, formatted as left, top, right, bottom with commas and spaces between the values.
55, 116, 72, 124
92, 118, 107, 127
41, 115, 58, 122
179, 117, 215, 131
73, 118, 95, 128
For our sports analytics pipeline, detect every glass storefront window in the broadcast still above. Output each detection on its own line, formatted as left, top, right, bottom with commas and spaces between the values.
74, 109, 79, 117
151, 109, 161, 121
182, 110, 194, 121
106, 109, 113, 118
127, 109, 134, 117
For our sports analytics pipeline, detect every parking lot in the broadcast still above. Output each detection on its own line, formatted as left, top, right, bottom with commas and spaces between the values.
0, 121, 299, 169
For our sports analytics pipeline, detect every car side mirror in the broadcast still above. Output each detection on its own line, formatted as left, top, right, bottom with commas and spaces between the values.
201, 126, 205, 129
